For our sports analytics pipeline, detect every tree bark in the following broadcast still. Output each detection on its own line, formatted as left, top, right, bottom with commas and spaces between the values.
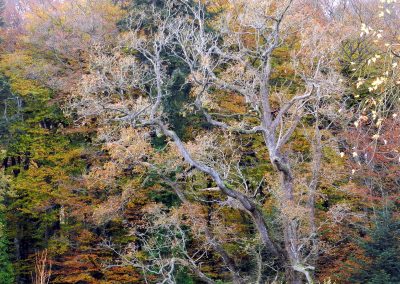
272, 154, 304, 284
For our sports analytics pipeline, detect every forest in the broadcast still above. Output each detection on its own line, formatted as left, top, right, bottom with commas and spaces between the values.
0, 0, 399, 283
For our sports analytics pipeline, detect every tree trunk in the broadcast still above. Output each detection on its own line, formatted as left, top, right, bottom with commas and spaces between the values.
273, 154, 306, 284
309, 114, 322, 258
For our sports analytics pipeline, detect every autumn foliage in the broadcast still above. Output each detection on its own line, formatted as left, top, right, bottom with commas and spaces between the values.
0, 0, 399, 283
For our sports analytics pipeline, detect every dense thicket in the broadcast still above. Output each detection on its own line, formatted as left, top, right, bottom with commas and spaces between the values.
0, 0, 399, 283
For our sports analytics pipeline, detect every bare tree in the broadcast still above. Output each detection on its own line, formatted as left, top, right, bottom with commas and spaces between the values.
32, 249, 52, 284
73, 0, 347, 282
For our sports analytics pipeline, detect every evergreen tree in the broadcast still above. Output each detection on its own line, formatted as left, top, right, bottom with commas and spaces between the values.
0, 218, 14, 284
0, 169, 14, 284
351, 208, 400, 284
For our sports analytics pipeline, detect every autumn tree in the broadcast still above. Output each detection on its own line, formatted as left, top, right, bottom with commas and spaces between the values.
71, 0, 351, 282
0, 4, 16, 282
21, 0, 125, 91
0, 0, 153, 282
314, 1, 400, 282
